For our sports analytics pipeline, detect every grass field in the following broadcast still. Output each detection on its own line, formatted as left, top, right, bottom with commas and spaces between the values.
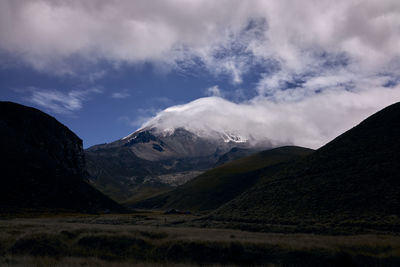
1, 213, 400, 266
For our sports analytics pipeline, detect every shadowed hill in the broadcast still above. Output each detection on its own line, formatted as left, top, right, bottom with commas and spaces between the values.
132, 146, 314, 211
0, 101, 127, 213
214, 102, 400, 222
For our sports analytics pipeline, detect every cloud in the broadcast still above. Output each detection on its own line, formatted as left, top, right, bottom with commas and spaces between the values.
27, 87, 101, 114
112, 90, 130, 99
152, 97, 173, 105
121, 106, 163, 129
1, 0, 399, 85
143, 86, 400, 149
87, 70, 107, 83
2, 0, 400, 137
205, 85, 223, 97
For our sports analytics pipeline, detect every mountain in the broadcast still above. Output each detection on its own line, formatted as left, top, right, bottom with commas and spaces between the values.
86, 126, 268, 203
213, 102, 400, 223
132, 146, 313, 211
0, 101, 126, 213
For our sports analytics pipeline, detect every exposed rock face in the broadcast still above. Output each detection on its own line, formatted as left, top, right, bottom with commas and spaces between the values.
0, 101, 126, 213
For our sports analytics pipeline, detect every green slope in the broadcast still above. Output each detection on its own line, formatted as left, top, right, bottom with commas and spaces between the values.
214, 102, 400, 223
132, 146, 314, 211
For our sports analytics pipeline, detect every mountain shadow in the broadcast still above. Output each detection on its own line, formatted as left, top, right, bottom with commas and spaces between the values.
0, 101, 127, 214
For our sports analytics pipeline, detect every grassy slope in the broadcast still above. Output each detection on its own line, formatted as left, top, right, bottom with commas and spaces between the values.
214, 102, 400, 223
132, 146, 314, 211
86, 148, 213, 203
85, 148, 162, 203
121, 184, 174, 205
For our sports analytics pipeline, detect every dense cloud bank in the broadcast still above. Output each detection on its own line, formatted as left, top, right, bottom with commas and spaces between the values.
2, 0, 400, 146
144, 87, 400, 149
1, 0, 399, 81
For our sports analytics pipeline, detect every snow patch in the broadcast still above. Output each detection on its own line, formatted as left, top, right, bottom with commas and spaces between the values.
221, 132, 248, 143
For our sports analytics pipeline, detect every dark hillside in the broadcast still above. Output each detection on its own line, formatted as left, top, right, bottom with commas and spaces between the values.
133, 146, 313, 211
215, 102, 400, 222
0, 101, 126, 213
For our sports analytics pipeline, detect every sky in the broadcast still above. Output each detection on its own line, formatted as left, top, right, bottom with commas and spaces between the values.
1, 0, 400, 149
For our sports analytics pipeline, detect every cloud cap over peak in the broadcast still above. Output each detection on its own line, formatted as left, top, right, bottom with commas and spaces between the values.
142, 86, 400, 149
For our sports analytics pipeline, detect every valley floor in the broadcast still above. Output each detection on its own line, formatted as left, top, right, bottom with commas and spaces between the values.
0, 212, 400, 266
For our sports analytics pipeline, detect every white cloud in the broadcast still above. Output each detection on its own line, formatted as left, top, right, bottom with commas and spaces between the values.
27, 87, 102, 114
2, 0, 400, 133
143, 86, 400, 149
2, 0, 399, 85
112, 91, 130, 99
117, 115, 148, 128
205, 85, 222, 97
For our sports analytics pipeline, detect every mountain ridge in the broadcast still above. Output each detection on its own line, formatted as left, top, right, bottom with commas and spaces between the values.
86, 126, 269, 203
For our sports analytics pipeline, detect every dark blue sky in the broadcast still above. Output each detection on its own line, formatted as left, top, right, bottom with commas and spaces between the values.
0, 60, 262, 147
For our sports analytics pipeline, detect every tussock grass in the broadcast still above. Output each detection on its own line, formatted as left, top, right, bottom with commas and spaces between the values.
1, 216, 400, 266
0, 255, 204, 267
10, 234, 66, 256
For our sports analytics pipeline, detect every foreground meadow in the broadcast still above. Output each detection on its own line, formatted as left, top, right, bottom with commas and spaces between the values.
0, 213, 399, 266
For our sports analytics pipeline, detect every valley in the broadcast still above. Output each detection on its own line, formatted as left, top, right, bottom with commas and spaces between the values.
2, 1, 400, 266
85, 125, 268, 204
1, 101, 400, 266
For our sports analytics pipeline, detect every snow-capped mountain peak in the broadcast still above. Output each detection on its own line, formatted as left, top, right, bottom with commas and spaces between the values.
220, 132, 248, 143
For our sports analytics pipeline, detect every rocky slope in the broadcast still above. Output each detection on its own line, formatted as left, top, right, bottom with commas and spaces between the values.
86, 127, 267, 203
